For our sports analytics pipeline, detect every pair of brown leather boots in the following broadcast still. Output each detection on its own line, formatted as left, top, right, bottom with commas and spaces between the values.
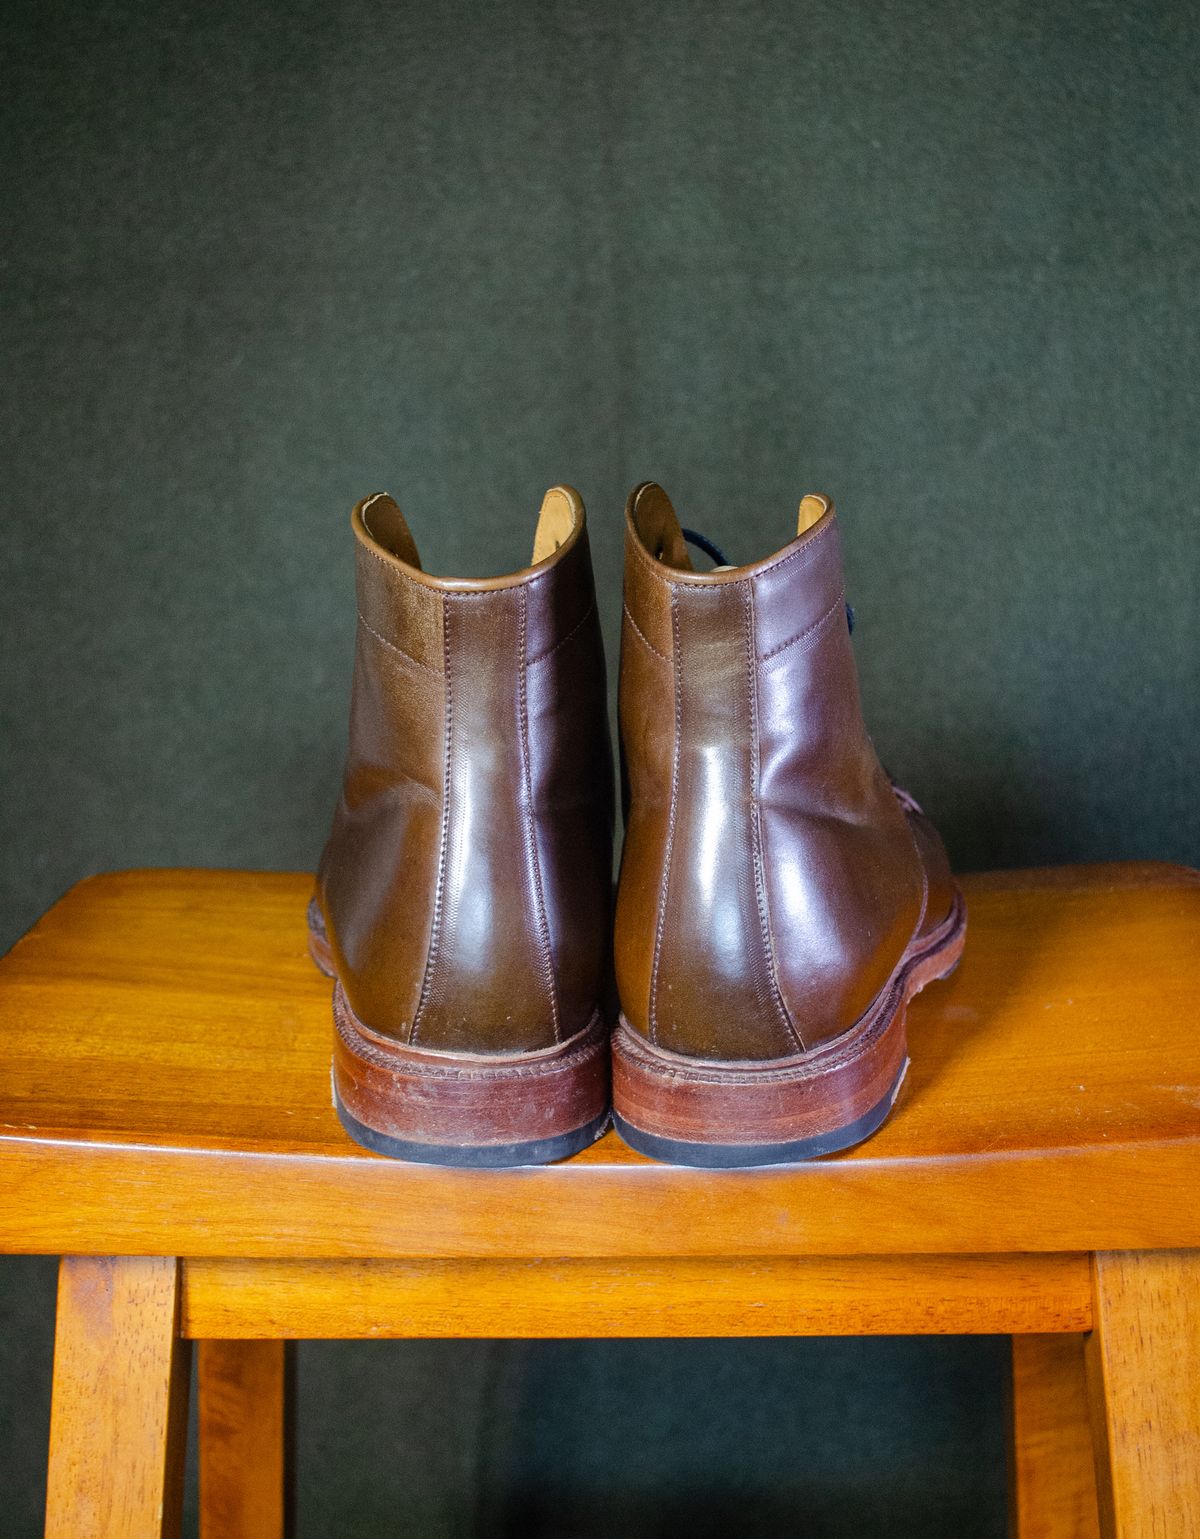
309, 482, 965, 1169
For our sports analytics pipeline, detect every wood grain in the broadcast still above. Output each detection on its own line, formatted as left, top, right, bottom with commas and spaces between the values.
198, 1339, 292, 1539
1, 864, 1198, 1259
1087, 1250, 1200, 1538
44, 1256, 189, 1539
1009, 1334, 1101, 1539
181, 1252, 1093, 1339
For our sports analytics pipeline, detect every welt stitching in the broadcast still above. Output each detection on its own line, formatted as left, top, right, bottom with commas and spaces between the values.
648, 594, 684, 1045
622, 603, 669, 662
527, 595, 596, 667
357, 612, 441, 674
758, 586, 846, 662
518, 588, 561, 1042
411, 593, 454, 1045
744, 583, 806, 1053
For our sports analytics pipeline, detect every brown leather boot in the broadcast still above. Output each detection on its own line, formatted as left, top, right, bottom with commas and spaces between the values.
310, 487, 614, 1166
613, 482, 966, 1166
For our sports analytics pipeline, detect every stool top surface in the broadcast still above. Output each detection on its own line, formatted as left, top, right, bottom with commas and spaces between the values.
1, 863, 1198, 1259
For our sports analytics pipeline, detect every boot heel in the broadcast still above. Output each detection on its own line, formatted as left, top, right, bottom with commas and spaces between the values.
332, 985, 611, 1168
611, 1000, 910, 1168
612, 892, 966, 1168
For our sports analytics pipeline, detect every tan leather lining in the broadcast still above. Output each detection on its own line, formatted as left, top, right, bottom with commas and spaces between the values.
360, 493, 422, 569
358, 487, 584, 585
629, 483, 837, 577
630, 483, 694, 572
532, 486, 580, 565
797, 494, 830, 536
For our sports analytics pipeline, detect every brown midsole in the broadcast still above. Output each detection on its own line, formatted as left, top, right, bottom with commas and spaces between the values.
333, 985, 610, 1150
612, 891, 967, 1148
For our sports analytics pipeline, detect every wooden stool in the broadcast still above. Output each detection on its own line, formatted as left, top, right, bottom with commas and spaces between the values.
1, 864, 1198, 1538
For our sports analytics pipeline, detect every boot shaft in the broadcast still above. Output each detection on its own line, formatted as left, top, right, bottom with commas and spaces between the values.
615, 482, 925, 1059
320, 488, 614, 1053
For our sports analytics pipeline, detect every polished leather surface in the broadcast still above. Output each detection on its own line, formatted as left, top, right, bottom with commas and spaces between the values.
615, 482, 952, 1059
318, 488, 613, 1052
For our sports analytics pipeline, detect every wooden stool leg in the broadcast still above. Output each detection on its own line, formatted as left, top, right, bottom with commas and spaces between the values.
1087, 1250, 1200, 1539
45, 1256, 189, 1539
198, 1339, 293, 1539
1009, 1334, 1101, 1538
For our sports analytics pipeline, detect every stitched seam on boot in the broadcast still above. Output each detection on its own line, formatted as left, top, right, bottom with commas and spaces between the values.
527, 594, 597, 668
518, 586, 562, 1042
758, 586, 846, 663
745, 583, 806, 1053
357, 612, 443, 674
410, 593, 455, 1045
622, 603, 670, 662
625, 503, 837, 587
756, 513, 837, 576
647, 594, 684, 1046
358, 531, 427, 590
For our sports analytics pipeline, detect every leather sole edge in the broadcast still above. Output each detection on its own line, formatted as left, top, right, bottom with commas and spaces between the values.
331, 990, 612, 1167
612, 1059, 909, 1167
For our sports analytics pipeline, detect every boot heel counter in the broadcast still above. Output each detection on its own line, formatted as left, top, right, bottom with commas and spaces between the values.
411, 587, 560, 1053
638, 581, 799, 1062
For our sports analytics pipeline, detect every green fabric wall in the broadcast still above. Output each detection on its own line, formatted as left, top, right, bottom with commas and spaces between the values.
1, 1, 1196, 1533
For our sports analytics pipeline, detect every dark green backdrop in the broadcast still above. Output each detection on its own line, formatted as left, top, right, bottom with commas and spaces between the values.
2, 1, 1196, 1533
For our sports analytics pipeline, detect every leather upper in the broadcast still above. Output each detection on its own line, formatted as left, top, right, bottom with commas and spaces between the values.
615, 482, 943, 1061
318, 487, 614, 1053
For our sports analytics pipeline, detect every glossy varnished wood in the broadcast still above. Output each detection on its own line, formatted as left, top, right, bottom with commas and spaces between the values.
1086, 1250, 1200, 1538
7, 865, 1199, 1538
0, 864, 1198, 1258
44, 1257, 189, 1539
198, 1339, 292, 1539
180, 1252, 1092, 1339
1009, 1334, 1101, 1539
